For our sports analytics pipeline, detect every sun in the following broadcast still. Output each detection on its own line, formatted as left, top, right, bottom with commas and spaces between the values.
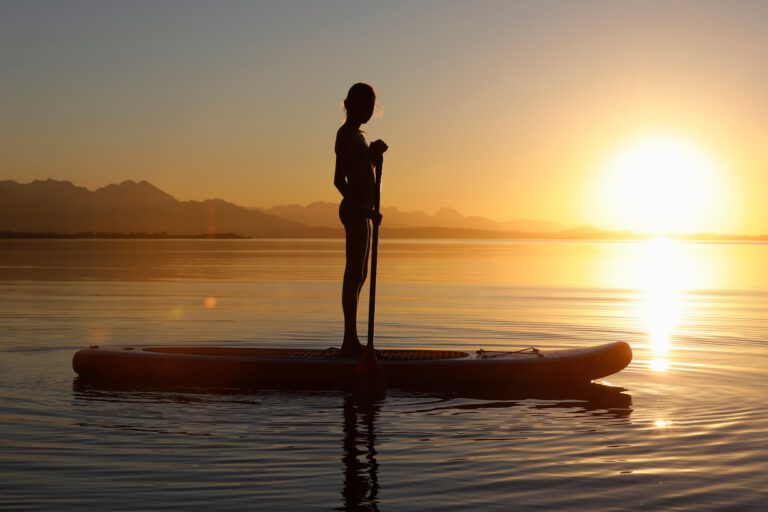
594, 134, 725, 234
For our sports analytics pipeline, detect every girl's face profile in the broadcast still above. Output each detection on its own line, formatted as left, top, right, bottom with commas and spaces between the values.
358, 99, 374, 124
347, 95, 375, 124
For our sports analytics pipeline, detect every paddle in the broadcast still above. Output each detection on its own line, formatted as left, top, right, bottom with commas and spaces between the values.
354, 156, 386, 393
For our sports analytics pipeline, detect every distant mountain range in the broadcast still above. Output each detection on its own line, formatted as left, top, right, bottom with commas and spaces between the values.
0, 179, 304, 236
0, 179, 571, 237
255, 202, 564, 232
2, 180, 764, 241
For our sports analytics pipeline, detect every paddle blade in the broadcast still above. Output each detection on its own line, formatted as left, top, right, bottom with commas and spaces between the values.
354, 342, 386, 394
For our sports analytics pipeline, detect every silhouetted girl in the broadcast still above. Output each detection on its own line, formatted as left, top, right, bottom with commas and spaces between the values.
334, 83, 388, 357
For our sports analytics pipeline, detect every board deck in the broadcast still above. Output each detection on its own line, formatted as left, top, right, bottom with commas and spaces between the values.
73, 341, 632, 389
143, 346, 470, 360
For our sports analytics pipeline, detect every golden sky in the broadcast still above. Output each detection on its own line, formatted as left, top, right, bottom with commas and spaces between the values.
2, 1, 767, 234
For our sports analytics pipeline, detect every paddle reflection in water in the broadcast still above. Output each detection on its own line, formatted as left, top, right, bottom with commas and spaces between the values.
340, 394, 381, 511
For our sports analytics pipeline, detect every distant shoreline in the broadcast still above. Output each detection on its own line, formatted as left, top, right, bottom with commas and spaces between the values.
0, 231, 247, 240
2, 230, 767, 242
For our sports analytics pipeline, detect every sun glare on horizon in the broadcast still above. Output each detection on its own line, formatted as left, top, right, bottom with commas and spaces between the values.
594, 134, 728, 234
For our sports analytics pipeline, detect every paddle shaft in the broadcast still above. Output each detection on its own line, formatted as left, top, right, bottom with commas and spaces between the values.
367, 159, 383, 348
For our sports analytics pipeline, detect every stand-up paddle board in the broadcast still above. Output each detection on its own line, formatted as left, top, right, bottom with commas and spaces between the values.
72, 341, 632, 389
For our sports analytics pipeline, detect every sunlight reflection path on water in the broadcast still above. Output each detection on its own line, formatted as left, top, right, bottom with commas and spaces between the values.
601, 239, 726, 374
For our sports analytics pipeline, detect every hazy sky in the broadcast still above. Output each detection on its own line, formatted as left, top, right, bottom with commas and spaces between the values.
2, 1, 767, 233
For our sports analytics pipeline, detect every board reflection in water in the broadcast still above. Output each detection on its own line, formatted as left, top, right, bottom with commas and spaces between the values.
70, 381, 631, 511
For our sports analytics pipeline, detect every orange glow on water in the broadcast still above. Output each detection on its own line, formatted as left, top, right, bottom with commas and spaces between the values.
204, 296, 218, 309
89, 325, 110, 344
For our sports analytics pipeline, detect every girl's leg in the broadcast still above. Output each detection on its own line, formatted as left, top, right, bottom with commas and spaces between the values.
341, 217, 371, 356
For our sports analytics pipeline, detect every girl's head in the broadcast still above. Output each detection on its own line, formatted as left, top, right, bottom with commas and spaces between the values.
344, 83, 376, 124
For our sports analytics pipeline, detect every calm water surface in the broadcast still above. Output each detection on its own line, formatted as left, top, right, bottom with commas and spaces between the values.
1, 239, 766, 511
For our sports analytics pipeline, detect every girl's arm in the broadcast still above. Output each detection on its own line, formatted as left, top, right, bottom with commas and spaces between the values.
336, 129, 376, 200
334, 130, 351, 198
334, 155, 350, 199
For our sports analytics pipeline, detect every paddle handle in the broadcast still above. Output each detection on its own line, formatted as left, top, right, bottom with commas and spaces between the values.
367, 159, 383, 348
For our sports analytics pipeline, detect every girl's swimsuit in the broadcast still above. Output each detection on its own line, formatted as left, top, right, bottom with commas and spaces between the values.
339, 197, 370, 225
336, 127, 375, 225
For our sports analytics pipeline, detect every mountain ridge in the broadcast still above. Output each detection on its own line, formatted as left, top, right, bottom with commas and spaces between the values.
255, 201, 565, 232
1, 179, 566, 235
0, 179, 302, 235
2, 179, 764, 240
